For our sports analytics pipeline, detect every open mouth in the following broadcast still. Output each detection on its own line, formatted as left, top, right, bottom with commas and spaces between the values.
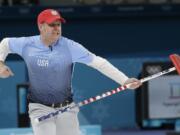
52, 32, 60, 35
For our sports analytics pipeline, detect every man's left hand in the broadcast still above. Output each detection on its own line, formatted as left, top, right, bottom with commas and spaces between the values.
124, 78, 142, 89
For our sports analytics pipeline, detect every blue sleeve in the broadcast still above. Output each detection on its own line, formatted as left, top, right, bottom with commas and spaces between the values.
68, 40, 94, 64
8, 37, 28, 56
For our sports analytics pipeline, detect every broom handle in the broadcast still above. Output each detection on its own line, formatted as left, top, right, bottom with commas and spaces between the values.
140, 67, 176, 83
35, 67, 176, 123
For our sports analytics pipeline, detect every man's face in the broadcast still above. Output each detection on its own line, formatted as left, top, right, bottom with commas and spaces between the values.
39, 20, 62, 43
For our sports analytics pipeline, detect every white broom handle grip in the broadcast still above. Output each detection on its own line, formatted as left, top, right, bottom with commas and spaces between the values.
140, 67, 176, 83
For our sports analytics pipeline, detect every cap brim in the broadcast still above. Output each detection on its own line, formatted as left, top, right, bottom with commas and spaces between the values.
46, 16, 66, 24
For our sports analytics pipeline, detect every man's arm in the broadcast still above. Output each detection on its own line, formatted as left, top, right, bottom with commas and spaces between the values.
0, 38, 14, 78
87, 55, 141, 89
68, 40, 142, 89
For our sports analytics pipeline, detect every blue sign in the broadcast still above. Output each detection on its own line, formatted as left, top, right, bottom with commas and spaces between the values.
80, 125, 101, 135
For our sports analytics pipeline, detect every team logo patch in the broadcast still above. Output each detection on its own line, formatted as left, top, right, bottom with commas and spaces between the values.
51, 10, 58, 16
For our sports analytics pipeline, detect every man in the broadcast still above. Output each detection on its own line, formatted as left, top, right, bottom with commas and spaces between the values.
0, 9, 141, 135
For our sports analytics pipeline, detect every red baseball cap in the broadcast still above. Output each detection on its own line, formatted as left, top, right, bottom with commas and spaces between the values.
37, 9, 66, 25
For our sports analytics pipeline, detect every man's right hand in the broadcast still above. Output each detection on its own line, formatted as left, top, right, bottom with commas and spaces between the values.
0, 61, 14, 78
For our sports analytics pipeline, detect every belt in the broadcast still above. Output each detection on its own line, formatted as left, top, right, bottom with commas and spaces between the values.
29, 98, 73, 108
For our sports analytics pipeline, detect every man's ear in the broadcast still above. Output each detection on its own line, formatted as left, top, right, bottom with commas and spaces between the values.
38, 24, 45, 31
39, 24, 43, 30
